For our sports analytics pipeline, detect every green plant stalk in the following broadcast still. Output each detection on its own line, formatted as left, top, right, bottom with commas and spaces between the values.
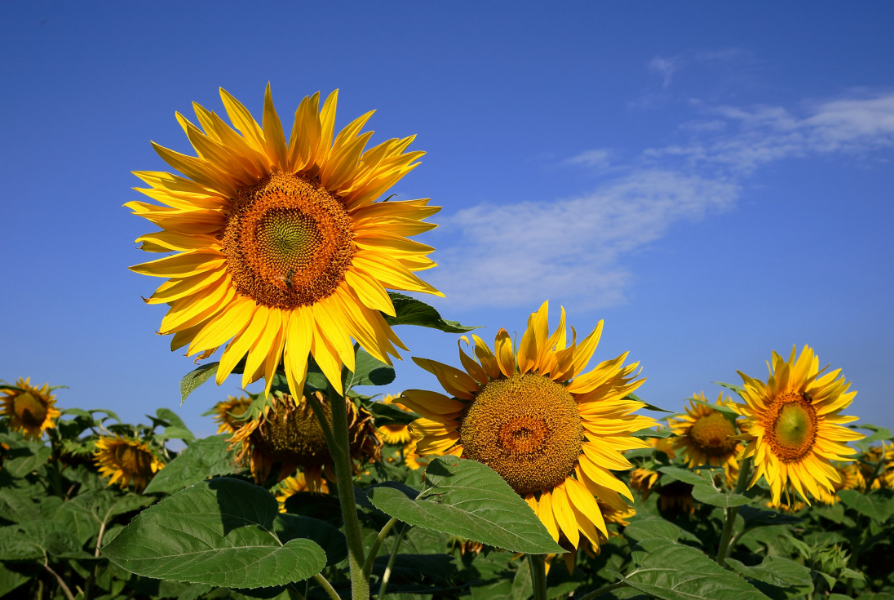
378, 523, 410, 599
715, 456, 753, 566
362, 517, 399, 580
326, 376, 369, 600
314, 573, 342, 600
528, 554, 548, 600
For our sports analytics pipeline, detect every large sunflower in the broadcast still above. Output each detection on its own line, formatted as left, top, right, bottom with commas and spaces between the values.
400, 301, 657, 551
670, 392, 741, 486
94, 435, 164, 492
733, 345, 864, 505
129, 85, 441, 397
230, 392, 381, 487
1, 378, 61, 440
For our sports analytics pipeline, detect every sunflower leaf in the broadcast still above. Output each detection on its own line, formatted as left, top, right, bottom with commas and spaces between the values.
179, 362, 219, 403
143, 434, 240, 495
3, 445, 52, 478
345, 349, 396, 390
726, 556, 814, 599
690, 484, 751, 509
368, 401, 420, 426
366, 456, 563, 554
103, 478, 326, 588
713, 381, 748, 402
385, 292, 478, 333
625, 393, 673, 413
838, 489, 894, 523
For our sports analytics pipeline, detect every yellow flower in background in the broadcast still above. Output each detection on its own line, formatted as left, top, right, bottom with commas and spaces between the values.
860, 444, 894, 489
377, 394, 414, 445
400, 301, 657, 551
212, 395, 252, 433
402, 437, 430, 471
733, 345, 864, 505
128, 85, 441, 398
629, 468, 659, 498
94, 435, 164, 492
274, 473, 329, 512
230, 392, 380, 487
670, 392, 741, 486
1, 378, 61, 440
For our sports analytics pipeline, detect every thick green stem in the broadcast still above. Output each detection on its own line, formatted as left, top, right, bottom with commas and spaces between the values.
715, 456, 753, 566
362, 517, 399, 580
313, 573, 342, 600
528, 554, 548, 600
575, 581, 628, 600
326, 377, 368, 600
377, 523, 410, 599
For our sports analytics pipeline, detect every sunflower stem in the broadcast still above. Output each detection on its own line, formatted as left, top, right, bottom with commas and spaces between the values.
313, 573, 342, 600
528, 554, 548, 600
362, 517, 399, 580
325, 374, 369, 600
715, 456, 753, 566
378, 522, 410, 599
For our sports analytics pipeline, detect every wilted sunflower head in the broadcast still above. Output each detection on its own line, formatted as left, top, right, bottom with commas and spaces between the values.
376, 394, 415, 445
94, 435, 163, 492
1, 378, 61, 440
128, 85, 442, 399
733, 345, 864, 506
274, 473, 329, 512
231, 391, 381, 485
213, 395, 253, 433
401, 301, 657, 551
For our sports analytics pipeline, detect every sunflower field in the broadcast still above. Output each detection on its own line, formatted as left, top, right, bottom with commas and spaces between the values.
2, 87, 893, 600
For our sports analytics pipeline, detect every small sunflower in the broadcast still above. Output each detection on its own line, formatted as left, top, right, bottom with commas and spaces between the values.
230, 392, 380, 487
861, 444, 894, 489
733, 345, 864, 505
402, 437, 431, 471
274, 473, 329, 512
94, 435, 164, 492
213, 395, 253, 433
629, 468, 659, 498
129, 85, 442, 399
376, 394, 414, 445
670, 393, 741, 486
400, 301, 657, 551
1, 378, 61, 440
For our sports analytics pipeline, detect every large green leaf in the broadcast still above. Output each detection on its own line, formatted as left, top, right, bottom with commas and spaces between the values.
690, 485, 751, 509
0, 489, 39, 523
3, 445, 51, 477
385, 292, 477, 333
738, 506, 803, 528
345, 348, 396, 389
621, 541, 771, 600
103, 478, 326, 589
366, 456, 563, 554
144, 434, 240, 495
625, 518, 701, 546
726, 556, 813, 600
838, 489, 894, 523
0, 562, 30, 597
272, 513, 347, 566
179, 362, 219, 403
0, 521, 81, 561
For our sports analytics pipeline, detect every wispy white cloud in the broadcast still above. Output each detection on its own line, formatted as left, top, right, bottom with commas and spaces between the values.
649, 56, 680, 89
564, 148, 613, 169
431, 170, 739, 309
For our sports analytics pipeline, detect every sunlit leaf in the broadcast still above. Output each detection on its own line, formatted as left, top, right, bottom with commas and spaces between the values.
143, 434, 239, 495
385, 292, 478, 333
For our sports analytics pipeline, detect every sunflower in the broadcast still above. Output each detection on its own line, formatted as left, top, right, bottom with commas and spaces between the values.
860, 444, 894, 489
400, 301, 657, 551
230, 392, 380, 487
733, 345, 864, 505
274, 473, 329, 512
670, 392, 741, 486
629, 468, 659, 497
213, 395, 253, 433
1, 378, 61, 440
402, 437, 431, 471
376, 394, 414, 445
128, 85, 442, 398
94, 435, 164, 492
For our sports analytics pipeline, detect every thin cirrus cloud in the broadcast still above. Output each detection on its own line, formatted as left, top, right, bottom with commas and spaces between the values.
430, 90, 894, 310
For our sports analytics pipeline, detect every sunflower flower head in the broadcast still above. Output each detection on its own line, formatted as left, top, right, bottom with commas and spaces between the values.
400, 301, 657, 551
1, 378, 61, 440
860, 444, 894, 489
129, 85, 442, 399
274, 473, 329, 512
732, 345, 864, 506
670, 392, 741, 486
376, 394, 414, 445
230, 391, 381, 486
94, 435, 164, 492
213, 395, 253, 433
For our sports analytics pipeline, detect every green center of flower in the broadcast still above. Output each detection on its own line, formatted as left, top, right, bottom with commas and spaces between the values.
222, 172, 355, 309
689, 412, 738, 457
767, 392, 818, 462
14, 392, 47, 427
461, 374, 582, 496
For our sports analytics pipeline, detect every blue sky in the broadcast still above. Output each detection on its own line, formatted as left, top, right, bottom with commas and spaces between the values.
2, 2, 892, 438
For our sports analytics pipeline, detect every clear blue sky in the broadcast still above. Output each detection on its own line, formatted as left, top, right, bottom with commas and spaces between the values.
2, 2, 892, 439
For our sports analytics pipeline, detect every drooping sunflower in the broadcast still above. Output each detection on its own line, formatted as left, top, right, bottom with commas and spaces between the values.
400, 301, 657, 551
274, 473, 329, 512
1, 378, 61, 440
230, 392, 380, 487
212, 395, 253, 433
670, 392, 741, 486
128, 85, 442, 398
733, 345, 864, 505
94, 435, 164, 492
376, 394, 414, 445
